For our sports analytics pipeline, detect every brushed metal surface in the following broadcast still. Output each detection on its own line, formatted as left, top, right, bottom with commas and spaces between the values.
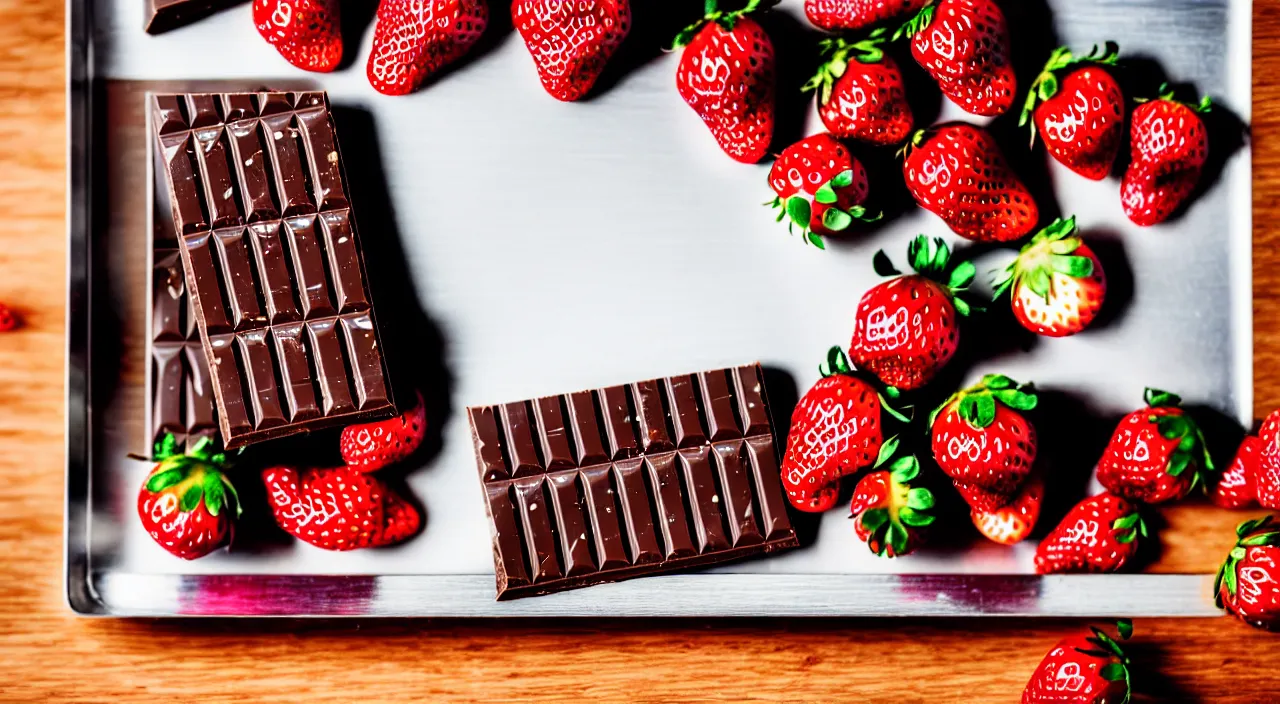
67, 0, 1253, 615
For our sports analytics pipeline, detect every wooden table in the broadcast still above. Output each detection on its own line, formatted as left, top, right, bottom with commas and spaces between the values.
2, 1, 1278, 701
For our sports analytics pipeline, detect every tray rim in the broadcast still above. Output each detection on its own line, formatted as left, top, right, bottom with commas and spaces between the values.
64, 0, 1256, 617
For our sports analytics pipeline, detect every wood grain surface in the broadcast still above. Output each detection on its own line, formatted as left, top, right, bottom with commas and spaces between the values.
2, 0, 1280, 701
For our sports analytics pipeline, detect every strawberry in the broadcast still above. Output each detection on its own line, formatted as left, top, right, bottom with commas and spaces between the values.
1021, 620, 1134, 704
767, 133, 878, 248
1216, 516, 1280, 631
0, 303, 19, 331
804, 0, 930, 32
340, 390, 427, 473
804, 29, 914, 146
902, 123, 1039, 242
849, 455, 936, 557
263, 465, 421, 550
254, 0, 342, 73
972, 473, 1043, 545
1019, 43, 1125, 181
929, 374, 1038, 510
1213, 436, 1261, 510
135, 434, 240, 560
781, 347, 909, 512
849, 236, 977, 391
672, 0, 776, 164
1121, 86, 1211, 226
895, 0, 1016, 117
1096, 388, 1215, 504
366, 0, 489, 96
1256, 409, 1280, 510
992, 216, 1107, 338
513, 0, 631, 102
1035, 492, 1145, 574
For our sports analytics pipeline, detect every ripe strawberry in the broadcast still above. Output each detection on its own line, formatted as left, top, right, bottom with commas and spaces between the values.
1096, 388, 1215, 504
804, 29, 914, 146
849, 455, 936, 557
340, 391, 427, 473
1213, 436, 1260, 510
992, 216, 1107, 338
672, 1, 776, 164
972, 473, 1043, 545
1256, 409, 1280, 510
135, 434, 240, 560
902, 123, 1039, 242
895, 0, 1016, 117
513, 0, 631, 102
804, 0, 930, 32
781, 347, 909, 512
1216, 516, 1280, 631
263, 465, 421, 550
254, 0, 342, 73
1035, 492, 1144, 574
930, 374, 1038, 510
366, 0, 489, 96
767, 133, 878, 248
0, 303, 19, 331
1121, 87, 1211, 226
849, 236, 976, 391
1020, 43, 1124, 181
1021, 620, 1134, 704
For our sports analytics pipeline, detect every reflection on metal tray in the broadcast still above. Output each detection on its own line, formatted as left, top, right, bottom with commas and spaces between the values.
67, 0, 1253, 616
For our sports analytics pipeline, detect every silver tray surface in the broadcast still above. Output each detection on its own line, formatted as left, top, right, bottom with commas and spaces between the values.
67, 0, 1253, 616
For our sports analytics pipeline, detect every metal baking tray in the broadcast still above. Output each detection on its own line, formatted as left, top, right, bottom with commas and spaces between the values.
66, 0, 1253, 616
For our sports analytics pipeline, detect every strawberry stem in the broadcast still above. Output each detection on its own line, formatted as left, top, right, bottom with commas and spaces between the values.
1019, 42, 1120, 144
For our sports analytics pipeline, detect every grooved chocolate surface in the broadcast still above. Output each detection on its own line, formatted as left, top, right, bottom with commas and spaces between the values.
468, 364, 798, 600
150, 91, 394, 448
144, 0, 244, 34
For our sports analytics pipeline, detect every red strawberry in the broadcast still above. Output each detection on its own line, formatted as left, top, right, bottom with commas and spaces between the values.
672, 1, 776, 164
1216, 516, 1280, 631
1121, 87, 1211, 226
263, 465, 420, 550
1213, 436, 1260, 510
930, 374, 1038, 510
767, 133, 878, 248
366, 0, 489, 96
781, 347, 909, 512
0, 303, 19, 331
954, 481, 1015, 514
254, 0, 342, 73
1035, 492, 1144, 574
849, 236, 976, 391
902, 123, 1039, 242
340, 391, 427, 473
993, 217, 1107, 338
805, 30, 914, 145
1256, 409, 1280, 510
135, 434, 240, 560
849, 455, 936, 557
513, 0, 631, 102
805, 0, 930, 32
972, 473, 1043, 545
895, 0, 1016, 117
1021, 44, 1125, 180
1021, 620, 1134, 704
1096, 388, 1215, 504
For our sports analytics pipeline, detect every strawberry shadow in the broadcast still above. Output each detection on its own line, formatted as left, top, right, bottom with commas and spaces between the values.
1123, 640, 1203, 704
585, 2, 704, 101
334, 0, 378, 73
990, 0, 1059, 133
1183, 403, 1250, 476
1030, 389, 1117, 537
755, 8, 825, 157
823, 143, 919, 248
1076, 227, 1136, 333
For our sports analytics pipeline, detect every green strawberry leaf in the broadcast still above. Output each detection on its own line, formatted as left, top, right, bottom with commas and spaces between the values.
890, 456, 919, 483
222, 475, 242, 518
1047, 237, 1082, 255
1238, 515, 1276, 538
823, 208, 853, 232
1166, 451, 1191, 477
179, 482, 205, 513
958, 395, 980, 424
830, 169, 854, 189
1117, 619, 1134, 640
1101, 663, 1127, 682
814, 183, 838, 205
874, 435, 901, 468
930, 238, 951, 273
1027, 267, 1052, 299
873, 250, 901, 277
1113, 513, 1140, 530
155, 433, 179, 460
145, 468, 185, 493
847, 205, 882, 223
808, 232, 827, 249
899, 507, 935, 528
860, 507, 890, 533
203, 471, 225, 517
996, 389, 1038, 411
786, 196, 811, 230
982, 374, 1014, 390
1224, 564, 1238, 597
1231, 546, 1247, 560
1037, 73, 1059, 102
1145, 388, 1182, 408
952, 297, 971, 317
1116, 529, 1138, 544
880, 397, 912, 424
1157, 414, 1191, 440
906, 487, 935, 511
887, 521, 909, 555
974, 394, 997, 428
1050, 254, 1094, 278
948, 261, 976, 289
1241, 531, 1280, 547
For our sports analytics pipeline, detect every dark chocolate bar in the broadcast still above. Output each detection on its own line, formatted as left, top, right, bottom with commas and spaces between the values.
150, 91, 395, 449
469, 364, 799, 600
145, 0, 245, 34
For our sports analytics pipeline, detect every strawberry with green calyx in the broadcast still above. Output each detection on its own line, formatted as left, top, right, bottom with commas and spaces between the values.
894, 0, 1016, 117
1215, 516, 1280, 630
804, 29, 914, 146
1019, 42, 1124, 180
849, 235, 979, 391
1035, 492, 1146, 574
849, 454, 935, 557
1096, 388, 1216, 504
1021, 620, 1134, 704
1122, 85, 1212, 226
767, 133, 880, 248
781, 346, 911, 513
992, 216, 1107, 338
929, 374, 1038, 511
135, 434, 241, 560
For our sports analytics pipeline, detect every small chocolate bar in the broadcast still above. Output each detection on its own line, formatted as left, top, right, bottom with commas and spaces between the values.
145, 0, 245, 34
149, 91, 395, 448
469, 364, 799, 600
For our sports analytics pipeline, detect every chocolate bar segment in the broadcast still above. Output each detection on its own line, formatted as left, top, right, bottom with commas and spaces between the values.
145, 0, 245, 34
150, 92, 395, 448
468, 364, 798, 600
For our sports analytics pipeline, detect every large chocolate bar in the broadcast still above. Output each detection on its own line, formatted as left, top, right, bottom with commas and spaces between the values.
145, 0, 245, 34
150, 91, 395, 449
469, 364, 798, 600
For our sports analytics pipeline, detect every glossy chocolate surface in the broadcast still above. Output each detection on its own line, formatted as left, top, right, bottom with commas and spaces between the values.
144, 0, 245, 34
469, 364, 799, 600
